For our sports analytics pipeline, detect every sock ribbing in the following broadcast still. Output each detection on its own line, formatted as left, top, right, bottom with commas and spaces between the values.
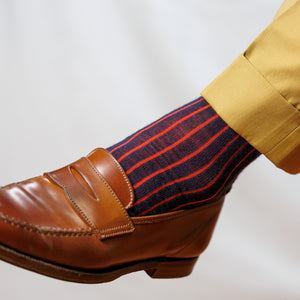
108, 96, 260, 216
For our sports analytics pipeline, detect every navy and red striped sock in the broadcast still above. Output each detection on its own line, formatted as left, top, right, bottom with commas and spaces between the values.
107, 96, 260, 216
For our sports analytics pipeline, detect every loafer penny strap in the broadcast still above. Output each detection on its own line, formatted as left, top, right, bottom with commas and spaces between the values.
45, 157, 134, 240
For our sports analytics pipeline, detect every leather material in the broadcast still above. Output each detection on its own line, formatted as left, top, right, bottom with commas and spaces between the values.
46, 156, 134, 240
87, 148, 134, 209
0, 148, 224, 280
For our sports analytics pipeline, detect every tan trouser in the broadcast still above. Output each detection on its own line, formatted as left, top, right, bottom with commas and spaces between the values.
202, 0, 300, 174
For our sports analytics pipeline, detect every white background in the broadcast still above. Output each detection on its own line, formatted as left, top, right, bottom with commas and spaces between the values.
0, 0, 299, 299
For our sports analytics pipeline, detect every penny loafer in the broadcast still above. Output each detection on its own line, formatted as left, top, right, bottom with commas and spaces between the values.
0, 148, 224, 283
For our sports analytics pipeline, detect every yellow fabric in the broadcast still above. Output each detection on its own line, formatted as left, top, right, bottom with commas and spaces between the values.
202, 1, 300, 174
276, 0, 298, 18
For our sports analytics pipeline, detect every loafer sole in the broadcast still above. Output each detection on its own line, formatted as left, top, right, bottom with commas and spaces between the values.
0, 242, 198, 283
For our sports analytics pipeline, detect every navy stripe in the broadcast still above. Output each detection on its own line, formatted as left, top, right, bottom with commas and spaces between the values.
108, 97, 260, 216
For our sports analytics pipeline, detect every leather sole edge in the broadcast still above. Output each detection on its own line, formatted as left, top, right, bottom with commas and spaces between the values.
0, 243, 198, 284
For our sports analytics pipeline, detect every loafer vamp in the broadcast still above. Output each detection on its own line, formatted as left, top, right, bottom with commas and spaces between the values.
0, 176, 88, 228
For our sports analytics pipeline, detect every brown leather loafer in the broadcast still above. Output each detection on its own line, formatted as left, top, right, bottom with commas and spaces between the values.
0, 148, 224, 283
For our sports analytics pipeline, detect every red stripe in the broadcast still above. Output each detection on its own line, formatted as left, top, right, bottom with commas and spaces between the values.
133, 134, 239, 206
132, 124, 229, 189
168, 148, 258, 211
118, 104, 210, 162
110, 97, 204, 153
138, 143, 251, 216
128, 113, 218, 174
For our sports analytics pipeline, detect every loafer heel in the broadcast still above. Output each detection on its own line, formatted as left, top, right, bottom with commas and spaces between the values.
145, 257, 198, 279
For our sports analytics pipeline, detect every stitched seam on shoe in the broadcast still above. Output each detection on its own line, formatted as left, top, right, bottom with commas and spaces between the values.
0, 212, 92, 236
99, 148, 134, 209
47, 172, 102, 238
85, 157, 135, 235
99, 223, 132, 233
101, 227, 135, 239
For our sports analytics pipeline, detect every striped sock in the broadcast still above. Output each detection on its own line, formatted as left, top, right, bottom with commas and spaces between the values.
107, 96, 260, 216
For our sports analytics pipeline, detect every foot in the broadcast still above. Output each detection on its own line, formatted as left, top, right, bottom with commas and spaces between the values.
0, 148, 224, 283
0, 96, 259, 283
